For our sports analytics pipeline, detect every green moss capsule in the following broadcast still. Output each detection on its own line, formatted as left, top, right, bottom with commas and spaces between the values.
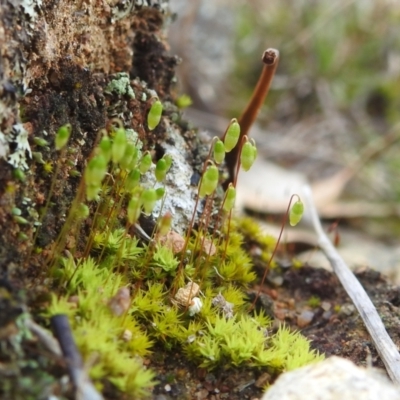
55, 123, 71, 150
99, 136, 112, 162
127, 196, 141, 224
164, 154, 172, 171
224, 119, 240, 152
240, 141, 257, 171
155, 157, 172, 182
86, 185, 101, 201
126, 169, 141, 191
199, 164, 219, 198
139, 152, 152, 174
157, 212, 172, 236
141, 189, 157, 215
13, 215, 29, 225
289, 200, 304, 226
112, 128, 127, 164
75, 203, 89, 219
120, 143, 137, 171
33, 137, 49, 147
155, 187, 165, 200
213, 139, 225, 164
85, 154, 107, 186
147, 99, 163, 131
223, 184, 236, 212
13, 168, 26, 182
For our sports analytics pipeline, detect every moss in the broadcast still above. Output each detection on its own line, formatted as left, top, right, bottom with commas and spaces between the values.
38, 121, 324, 398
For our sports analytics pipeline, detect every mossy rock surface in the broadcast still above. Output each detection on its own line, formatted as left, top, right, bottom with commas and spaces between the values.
1, 2, 399, 400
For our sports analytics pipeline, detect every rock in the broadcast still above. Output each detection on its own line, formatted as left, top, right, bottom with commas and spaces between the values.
296, 310, 314, 328
262, 356, 400, 400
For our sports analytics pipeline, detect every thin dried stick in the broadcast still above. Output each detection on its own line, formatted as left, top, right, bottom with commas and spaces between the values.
225, 48, 279, 187
51, 314, 104, 400
302, 184, 400, 384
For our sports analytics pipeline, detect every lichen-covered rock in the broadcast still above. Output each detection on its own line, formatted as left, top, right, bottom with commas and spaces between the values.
262, 356, 400, 400
0, 0, 195, 283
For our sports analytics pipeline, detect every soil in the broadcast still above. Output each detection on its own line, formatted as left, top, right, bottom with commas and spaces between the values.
146, 264, 400, 400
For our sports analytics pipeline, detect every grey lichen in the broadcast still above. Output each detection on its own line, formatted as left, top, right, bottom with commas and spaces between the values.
141, 121, 201, 235
7, 124, 32, 170
105, 73, 135, 98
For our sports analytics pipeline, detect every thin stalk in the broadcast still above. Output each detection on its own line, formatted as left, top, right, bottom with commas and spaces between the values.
250, 194, 299, 310
224, 48, 279, 188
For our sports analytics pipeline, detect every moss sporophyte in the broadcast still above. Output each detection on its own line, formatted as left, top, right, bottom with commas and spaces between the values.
30, 52, 317, 398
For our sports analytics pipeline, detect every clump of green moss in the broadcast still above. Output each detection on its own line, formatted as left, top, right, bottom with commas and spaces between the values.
42, 114, 323, 399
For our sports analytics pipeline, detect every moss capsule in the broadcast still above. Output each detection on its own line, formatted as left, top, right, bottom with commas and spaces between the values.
141, 189, 157, 215
33, 137, 49, 147
13, 168, 26, 182
85, 154, 107, 186
157, 212, 172, 235
155, 187, 165, 200
240, 141, 257, 171
213, 139, 225, 164
55, 123, 71, 150
76, 203, 89, 219
120, 143, 137, 170
112, 128, 127, 164
86, 185, 101, 201
224, 119, 240, 152
99, 136, 112, 162
127, 196, 141, 224
289, 200, 304, 226
126, 169, 141, 191
223, 184, 236, 212
199, 164, 219, 198
155, 158, 170, 182
147, 99, 163, 130
139, 152, 152, 174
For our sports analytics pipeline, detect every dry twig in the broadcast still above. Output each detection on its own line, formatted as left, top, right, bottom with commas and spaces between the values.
302, 184, 400, 384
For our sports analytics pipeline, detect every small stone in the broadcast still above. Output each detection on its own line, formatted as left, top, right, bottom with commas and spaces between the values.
201, 237, 217, 256
195, 389, 209, 400
268, 275, 284, 287
67, 295, 79, 307
321, 301, 331, 311
322, 310, 332, 320
173, 282, 200, 307
297, 310, 314, 328
274, 308, 286, 321
188, 297, 203, 316
340, 304, 356, 316
157, 230, 186, 254
108, 287, 130, 316
164, 384, 171, 392
121, 329, 132, 342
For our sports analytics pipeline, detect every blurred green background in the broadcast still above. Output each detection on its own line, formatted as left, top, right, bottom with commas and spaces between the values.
169, 0, 400, 238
